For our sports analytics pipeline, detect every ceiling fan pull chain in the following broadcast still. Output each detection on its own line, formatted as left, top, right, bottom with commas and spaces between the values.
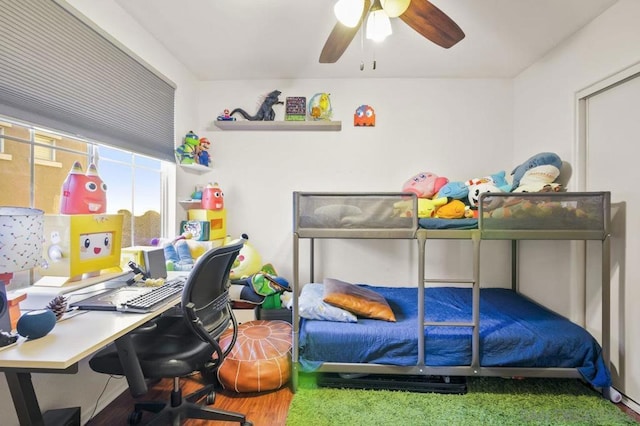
360, 24, 365, 71
372, 43, 377, 70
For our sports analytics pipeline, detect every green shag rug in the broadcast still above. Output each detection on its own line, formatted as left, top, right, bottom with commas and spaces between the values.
286, 375, 636, 426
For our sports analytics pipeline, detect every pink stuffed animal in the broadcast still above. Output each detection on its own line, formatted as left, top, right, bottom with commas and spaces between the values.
402, 172, 449, 199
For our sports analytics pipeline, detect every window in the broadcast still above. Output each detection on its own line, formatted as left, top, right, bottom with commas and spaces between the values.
0, 115, 170, 290
0, 121, 11, 161
33, 133, 58, 163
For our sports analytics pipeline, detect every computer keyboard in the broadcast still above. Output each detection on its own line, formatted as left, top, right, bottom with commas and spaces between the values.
117, 276, 186, 313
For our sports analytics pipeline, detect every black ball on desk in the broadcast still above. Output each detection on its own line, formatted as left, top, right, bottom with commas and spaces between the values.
17, 309, 56, 340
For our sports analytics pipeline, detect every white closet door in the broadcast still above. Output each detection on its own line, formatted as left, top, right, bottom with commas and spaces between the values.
586, 73, 640, 405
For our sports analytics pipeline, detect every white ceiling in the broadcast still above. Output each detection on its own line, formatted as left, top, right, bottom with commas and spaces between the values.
114, 0, 618, 81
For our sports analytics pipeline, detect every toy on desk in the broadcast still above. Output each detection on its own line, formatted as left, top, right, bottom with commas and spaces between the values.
163, 237, 195, 272
216, 109, 236, 121
354, 104, 375, 126
230, 90, 283, 121
308, 92, 332, 121
196, 137, 211, 167
60, 161, 107, 214
175, 130, 200, 165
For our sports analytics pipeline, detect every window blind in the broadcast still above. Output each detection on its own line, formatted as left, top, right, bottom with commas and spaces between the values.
0, 0, 176, 162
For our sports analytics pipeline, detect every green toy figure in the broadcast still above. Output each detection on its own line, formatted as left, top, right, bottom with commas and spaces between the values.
175, 130, 199, 164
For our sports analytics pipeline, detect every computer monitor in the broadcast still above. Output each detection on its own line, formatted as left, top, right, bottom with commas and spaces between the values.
38, 214, 123, 282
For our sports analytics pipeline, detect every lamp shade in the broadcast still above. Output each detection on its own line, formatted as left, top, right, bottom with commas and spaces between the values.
334, 0, 365, 28
0, 207, 44, 273
366, 8, 392, 42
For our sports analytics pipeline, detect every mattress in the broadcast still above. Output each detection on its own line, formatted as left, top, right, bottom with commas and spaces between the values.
298, 286, 610, 387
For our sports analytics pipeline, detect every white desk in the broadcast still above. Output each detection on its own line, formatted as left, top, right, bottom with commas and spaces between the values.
0, 275, 184, 426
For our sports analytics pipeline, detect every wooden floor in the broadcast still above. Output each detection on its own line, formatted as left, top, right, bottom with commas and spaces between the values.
88, 374, 640, 425
87, 374, 293, 426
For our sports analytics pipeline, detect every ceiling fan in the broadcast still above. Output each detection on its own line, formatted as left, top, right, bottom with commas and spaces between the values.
319, 0, 465, 63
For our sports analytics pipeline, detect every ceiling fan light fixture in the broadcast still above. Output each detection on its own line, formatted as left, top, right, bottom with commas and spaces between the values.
381, 0, 410, 18
334, 0, 365, 28
366, 1, 392, 42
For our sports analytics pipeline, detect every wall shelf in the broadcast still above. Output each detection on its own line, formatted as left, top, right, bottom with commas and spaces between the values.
178, 200, 202, 207
214, 120, 341, 131
178, 163, 210, 173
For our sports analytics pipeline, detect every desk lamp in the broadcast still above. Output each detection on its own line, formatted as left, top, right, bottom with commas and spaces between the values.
0, 207, 44, 332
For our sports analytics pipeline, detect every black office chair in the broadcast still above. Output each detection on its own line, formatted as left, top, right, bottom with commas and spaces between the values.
89, 241, 252, 426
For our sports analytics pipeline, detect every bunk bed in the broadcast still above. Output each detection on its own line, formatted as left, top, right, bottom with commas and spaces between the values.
291, 191, 620, 402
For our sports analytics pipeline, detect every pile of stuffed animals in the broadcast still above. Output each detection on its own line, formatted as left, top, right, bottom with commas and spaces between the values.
395, 152, 563, 219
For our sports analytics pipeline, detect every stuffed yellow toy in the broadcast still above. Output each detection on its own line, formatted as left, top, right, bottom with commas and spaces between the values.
435, 199, 466, 219
394, 197, 448, 218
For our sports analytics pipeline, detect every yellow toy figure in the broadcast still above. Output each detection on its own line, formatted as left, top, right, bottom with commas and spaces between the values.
393, 197, 448, 218
308, 93, 332, 121
228, 234, 263, 281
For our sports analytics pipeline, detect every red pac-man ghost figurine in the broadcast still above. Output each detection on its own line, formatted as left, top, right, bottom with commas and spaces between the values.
354, 104, 375, 127
59, 161, 107, 214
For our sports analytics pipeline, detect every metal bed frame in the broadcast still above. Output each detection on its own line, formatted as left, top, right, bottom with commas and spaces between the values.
291, 191, 619, 402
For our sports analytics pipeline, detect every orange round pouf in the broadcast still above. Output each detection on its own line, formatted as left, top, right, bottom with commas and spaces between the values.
217, 320, 292, 393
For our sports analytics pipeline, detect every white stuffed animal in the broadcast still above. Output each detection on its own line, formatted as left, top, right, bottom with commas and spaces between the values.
513, 165, 562, 193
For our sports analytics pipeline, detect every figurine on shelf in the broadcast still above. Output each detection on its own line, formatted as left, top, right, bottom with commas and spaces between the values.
230, 90, 283, 121
308, 92, 332, 121
196, 137, 211, 167
216, 109, 236, 121
175, 131, 199, 164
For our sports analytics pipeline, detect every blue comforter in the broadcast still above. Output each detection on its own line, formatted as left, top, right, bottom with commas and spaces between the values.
299, 286, 610, 387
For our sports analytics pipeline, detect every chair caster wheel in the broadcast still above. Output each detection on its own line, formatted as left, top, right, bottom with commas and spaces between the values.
206, 390, 216, 405
241, 422, 253, 426
127, 410, 143, 425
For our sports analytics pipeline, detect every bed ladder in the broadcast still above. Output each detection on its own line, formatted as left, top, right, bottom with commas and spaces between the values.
417, 231, 482, 371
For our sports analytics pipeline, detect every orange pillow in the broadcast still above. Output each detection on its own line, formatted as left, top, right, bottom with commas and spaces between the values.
323, 278, 396, 322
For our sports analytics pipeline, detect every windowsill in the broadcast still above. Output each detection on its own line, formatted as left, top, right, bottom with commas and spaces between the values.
34, 158, 63, 168
0, 153, 12, 161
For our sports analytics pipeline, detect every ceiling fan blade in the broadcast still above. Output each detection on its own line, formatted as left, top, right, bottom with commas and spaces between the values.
399, 0, 465, 48
319, 0, 372, 63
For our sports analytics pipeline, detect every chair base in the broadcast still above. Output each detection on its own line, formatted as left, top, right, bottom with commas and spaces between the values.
131, 380, 251, 426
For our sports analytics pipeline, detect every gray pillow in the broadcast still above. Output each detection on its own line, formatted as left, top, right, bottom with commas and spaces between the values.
299, 283, 357, 323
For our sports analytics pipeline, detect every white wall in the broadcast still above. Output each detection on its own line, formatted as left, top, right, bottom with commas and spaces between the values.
191, 78, 514, 287
513, 0, 640, 405
0, 1, 200, 424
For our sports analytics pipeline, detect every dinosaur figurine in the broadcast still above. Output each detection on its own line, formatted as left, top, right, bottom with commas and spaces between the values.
230, 90, 283, 121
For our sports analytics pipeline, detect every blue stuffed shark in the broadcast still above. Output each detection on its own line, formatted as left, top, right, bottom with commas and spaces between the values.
510, 152, 562, 190
437, 170, 511, 200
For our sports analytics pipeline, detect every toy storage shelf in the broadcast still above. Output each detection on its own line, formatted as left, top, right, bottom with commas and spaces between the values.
178, 163, 210, 173
214, 120, 342, 131
178, 200, 201, 207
